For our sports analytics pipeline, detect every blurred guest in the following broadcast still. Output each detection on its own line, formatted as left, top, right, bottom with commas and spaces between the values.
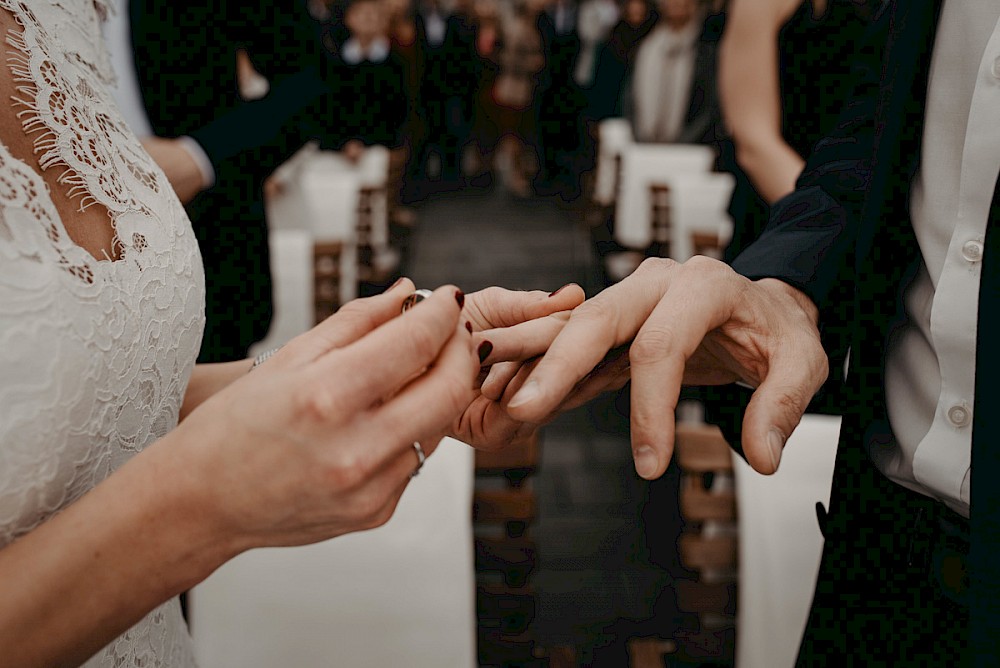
719, 0, 876, 262
412, 0, 478, 187
128, 1, 327, 363
387, 0, 422, 130
629, 0, 724, 148
493, 0, 548, 196
587, 0, 657, 120
573, 0, 619, 88
468, 0, 506, 187
309, 0, 409, 157
535, 0, 588, 199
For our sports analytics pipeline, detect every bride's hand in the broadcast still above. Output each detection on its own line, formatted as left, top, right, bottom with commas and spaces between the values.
450, 283, 585, 450
170, 279, 476, 549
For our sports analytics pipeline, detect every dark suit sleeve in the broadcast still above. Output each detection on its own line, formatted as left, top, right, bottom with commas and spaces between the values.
186, 67, 329, 174
703, 12, 889, 454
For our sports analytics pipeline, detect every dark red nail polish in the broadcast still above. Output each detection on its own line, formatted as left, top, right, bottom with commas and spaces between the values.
465, 321, 473, 334
455, 290, 465, 308
549, 284, 569, 297
478, 341, 493, 364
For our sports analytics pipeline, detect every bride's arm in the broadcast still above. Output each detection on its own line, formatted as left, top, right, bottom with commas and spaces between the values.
0, 435, 239, 667
0, 284, 479, 667
181, 360, 253, 421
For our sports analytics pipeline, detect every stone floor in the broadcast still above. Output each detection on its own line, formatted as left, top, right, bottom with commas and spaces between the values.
406, 187, 685, 666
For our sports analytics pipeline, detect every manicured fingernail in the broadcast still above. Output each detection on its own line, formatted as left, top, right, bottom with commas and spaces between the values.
548, 284, 569, 297
767, 429, 786, 472
455, 290, 465, 308
477, 340, 493, 363
633, 445, 658, 479
465, 321, 473, 334
507, 379, 540, 409
388, 277, 405, 290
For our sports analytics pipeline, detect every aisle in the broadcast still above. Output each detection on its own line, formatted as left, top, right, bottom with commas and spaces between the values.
407, 190, 681, 666
407, 189, 592, 293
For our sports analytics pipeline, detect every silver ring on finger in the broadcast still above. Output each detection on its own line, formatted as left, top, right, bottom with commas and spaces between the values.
410, 441, 427, 477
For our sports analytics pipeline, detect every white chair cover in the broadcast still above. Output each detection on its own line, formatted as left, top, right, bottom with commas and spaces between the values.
250, 229, 314, 356
734, 415, 841, 668
593, 118, 633, 206
665, 172, 735, 261
613, 143, 716, 250
191, 438, 478, 668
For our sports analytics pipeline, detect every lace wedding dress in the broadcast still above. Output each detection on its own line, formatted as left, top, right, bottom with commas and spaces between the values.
0, 0, 204, 665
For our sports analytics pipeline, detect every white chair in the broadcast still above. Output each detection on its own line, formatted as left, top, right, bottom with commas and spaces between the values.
191, 438, 478, 668
734, 415, 841, 668
593, 118, 633, 206
665, 172, 735, 262
614, 143, 716, 250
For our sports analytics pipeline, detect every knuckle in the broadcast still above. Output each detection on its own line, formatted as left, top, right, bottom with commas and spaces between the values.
630, 326, 676, 366
322, 451, 367, 490
407, 320, 443, 360
683, 254, 719, 270
334, 298, 375, 326
296, 383, 339, 423
636, 256, 677, 274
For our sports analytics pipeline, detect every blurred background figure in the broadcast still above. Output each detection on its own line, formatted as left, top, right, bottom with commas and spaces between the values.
467, 0, 506, 188
124, 1, 326, 363
720, 0, 877, 261
492, 0, 548, 196
573, 0, 620, 90
629, 0, 724, 149
586, 0, 657, 121
534, 0, 587, 200
410, 0, 479, 193
311, 0, 409, 159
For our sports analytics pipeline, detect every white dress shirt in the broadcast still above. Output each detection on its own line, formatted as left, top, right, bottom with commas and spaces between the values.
880, 1, 1000, 518
630, 18, 700, 144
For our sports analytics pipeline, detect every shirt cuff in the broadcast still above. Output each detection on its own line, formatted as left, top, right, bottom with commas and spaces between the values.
176, 135, 216, 191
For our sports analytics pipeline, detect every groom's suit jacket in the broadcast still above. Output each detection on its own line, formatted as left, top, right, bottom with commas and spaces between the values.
711, 0, 1000, 663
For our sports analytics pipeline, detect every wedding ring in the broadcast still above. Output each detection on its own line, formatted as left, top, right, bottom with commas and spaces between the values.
402, 289, 434, 313
410, 441, 427, 477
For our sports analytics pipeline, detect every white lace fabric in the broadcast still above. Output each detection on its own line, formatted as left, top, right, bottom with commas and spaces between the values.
0, 0, 205, 665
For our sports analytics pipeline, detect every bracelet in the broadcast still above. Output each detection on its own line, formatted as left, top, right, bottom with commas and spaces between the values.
250, 347, 280, 372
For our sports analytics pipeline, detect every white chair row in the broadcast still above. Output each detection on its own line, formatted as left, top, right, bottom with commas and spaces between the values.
593, 118, 735, 264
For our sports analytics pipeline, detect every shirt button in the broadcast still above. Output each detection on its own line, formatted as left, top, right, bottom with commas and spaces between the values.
961, 240, 984, 263
947, 403, 972, 428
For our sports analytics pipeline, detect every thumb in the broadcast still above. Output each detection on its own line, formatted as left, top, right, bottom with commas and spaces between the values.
740, 355, 824, 475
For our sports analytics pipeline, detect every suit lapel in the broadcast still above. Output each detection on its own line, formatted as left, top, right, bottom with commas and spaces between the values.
970, 160, 1000, 667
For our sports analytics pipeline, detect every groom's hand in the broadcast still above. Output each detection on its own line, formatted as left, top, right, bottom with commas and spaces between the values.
502, 257, 828, 478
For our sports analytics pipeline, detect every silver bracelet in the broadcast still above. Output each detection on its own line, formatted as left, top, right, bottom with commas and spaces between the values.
250, 347, 280, 371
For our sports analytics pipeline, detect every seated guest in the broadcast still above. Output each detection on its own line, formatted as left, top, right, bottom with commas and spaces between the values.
586, 0, 656, 120
535, 0, 587, 198
412, 0, 478, 186
309, 0, 409, 160
629, 0, 723, 148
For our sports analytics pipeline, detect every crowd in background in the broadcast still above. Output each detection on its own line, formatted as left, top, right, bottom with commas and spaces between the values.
239, 0, 730, 206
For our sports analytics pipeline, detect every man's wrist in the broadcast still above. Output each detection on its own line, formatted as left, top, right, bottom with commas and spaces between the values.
755, 277, 820, 327
176, 136, 216, 191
